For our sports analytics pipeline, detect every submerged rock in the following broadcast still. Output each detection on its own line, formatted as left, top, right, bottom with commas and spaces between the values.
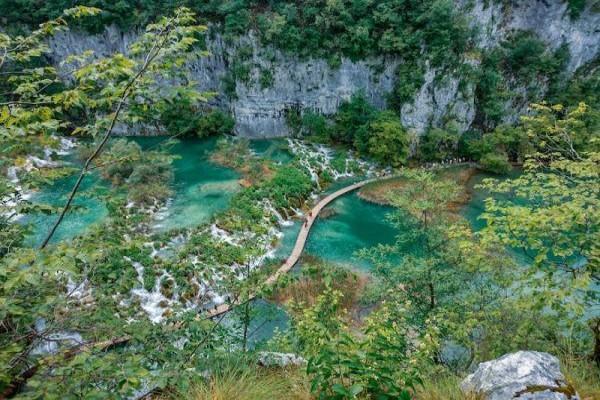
461, 351, 579, 400
257, 352, 306, 368
318, 206, 338, 219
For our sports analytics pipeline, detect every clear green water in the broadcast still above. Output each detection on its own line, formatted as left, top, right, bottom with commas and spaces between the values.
298, 170, 517, 271
134, 136, 241, 232
23, 172, 109, 247
303, 192, 398, 271
246, 300, 290, 348
28, 139, 499, 270
460, 170, 519, 231
249, 139, 293, 164
26, 142, 537, 339
25, 137, 241, 244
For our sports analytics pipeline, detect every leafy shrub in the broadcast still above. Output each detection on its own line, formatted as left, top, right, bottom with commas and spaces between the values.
101, 139, 142, 184
419, 126, 460, 161
96, 139, 174, 204
475, 31, 570, 129
479, 152, 511, 174
301, 111, 330, 138
262, 165, 312, 210
389, 60, 425, 109
259, 68, 274, 89
293, 288, 435, 400
197, 110, 235, 138
365, 111, 409, 166
549, 62, 600, 109
332, 93, 376, 146
161, 99, 234, 138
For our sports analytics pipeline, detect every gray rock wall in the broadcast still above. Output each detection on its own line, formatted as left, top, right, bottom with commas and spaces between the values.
47, 0, 600, 138
469, 0, 600, 73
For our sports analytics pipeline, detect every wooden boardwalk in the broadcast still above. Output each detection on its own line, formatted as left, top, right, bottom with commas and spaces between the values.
204, 161, 476, 318
205, 177, 377, 318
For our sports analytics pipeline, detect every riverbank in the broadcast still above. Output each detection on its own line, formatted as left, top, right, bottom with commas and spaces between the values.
358, 166, 479, 216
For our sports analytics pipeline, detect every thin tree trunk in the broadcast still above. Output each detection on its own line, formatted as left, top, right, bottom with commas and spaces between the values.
39, 23, 171, 249
591, 318, 600, 367
242, 262, 250, 352
2, 336, 131, 399
242, 300, 250, 352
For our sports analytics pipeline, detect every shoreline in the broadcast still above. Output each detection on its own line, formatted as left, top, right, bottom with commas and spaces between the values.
357, 166, 480, 213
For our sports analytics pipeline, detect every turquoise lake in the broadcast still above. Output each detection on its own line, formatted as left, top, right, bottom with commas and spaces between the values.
26, 136, 496, 268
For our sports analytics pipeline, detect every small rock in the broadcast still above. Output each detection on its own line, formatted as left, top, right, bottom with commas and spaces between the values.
461, 351, 579, 400
318, 207, 337, 219
257, 351, 306, 368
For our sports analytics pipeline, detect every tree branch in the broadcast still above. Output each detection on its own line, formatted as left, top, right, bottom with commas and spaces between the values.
39, 23, 173, 249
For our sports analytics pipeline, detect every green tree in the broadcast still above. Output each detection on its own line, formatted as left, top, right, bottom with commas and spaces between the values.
0, 8, 235, 398
480, 102, 600, 362
291, 286, 436, 399
364, 111, 409, 166
331, 93, 376, 145
418, 126, 460, 162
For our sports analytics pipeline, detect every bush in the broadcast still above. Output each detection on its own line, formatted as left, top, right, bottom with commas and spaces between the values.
197, 110, 235, 138
332, 93, 377, 145
479, 152, 511, 174
160, 100, 234, 138
475, 31, 569, 129
101, 139, 142, 184
259, 68, 274, 89
301, 111, 330, 138
419, 127, 460, 161
263, 165, 312, 210
365, 111, 409, 166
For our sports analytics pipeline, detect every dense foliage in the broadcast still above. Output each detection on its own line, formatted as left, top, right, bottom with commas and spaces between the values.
474, 32, 569, 129
0, 8, 242, 398
293, 94, 410, 166
480, 105, 599, 358
1, 4, 599, 400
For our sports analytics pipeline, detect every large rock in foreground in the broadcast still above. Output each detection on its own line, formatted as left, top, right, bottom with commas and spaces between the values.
461, 351, 579, 400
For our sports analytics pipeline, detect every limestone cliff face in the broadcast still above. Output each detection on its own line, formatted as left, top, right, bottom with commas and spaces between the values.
47, 0, 599, 137
469, 0, 599, 72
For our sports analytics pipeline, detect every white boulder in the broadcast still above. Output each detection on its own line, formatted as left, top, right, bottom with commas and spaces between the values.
257, 351, 306, 368
461, 351, 579, 400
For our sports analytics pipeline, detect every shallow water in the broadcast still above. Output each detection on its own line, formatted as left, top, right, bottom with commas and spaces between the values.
25, 137, 242, 243
303, 192, 397, 271
136, 136, 241, 232
23, 168, 109, 246
249, 139, 293, 164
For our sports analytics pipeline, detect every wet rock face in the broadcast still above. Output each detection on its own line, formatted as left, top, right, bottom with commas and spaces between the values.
461, 351, 580, 400
46, 0, 600, 138
469, 0, 600, 73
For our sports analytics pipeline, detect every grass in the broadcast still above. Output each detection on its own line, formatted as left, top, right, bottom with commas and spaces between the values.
164, 353, 599, 400
414, 355, 600, 400
186, 366, 311, 400
270, 256, 372, 325
416, 372, 482, 400
561, 356, 600, 400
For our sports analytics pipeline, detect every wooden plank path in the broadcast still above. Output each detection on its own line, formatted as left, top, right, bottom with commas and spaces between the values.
205, 177, 378, 318
204, 161, 476, 319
